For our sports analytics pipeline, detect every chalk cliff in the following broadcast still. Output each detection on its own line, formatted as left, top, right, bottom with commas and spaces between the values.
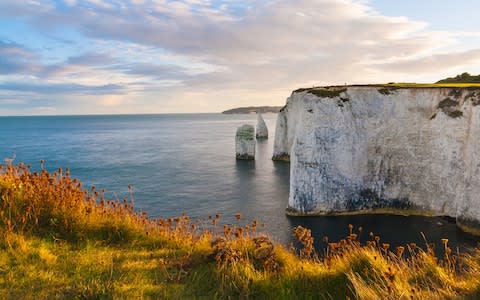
256, 113, 268, 139
273, 86, 480, 234
236, 124, 256, 160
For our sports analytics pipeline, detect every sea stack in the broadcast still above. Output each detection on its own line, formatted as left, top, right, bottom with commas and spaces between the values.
256, 112, 268, 139
235, 124, 255, 160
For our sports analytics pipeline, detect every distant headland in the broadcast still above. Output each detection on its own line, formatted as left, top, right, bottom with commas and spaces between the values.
222, 106, 282, 114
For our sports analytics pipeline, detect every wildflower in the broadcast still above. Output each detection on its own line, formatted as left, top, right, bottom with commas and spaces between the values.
409, 243, 417, 251
396, 246, 405, 257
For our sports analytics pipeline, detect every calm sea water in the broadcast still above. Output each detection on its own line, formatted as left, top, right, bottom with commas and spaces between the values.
0, 114, 478, 250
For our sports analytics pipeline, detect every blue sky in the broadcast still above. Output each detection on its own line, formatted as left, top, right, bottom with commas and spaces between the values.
372, 0, 480, 31
1, 0, 480, 115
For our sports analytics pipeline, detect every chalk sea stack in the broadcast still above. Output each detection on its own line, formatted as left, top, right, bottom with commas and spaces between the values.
236, 124, 255, 160
273, 85, 480, 234
256, 112, 268, 139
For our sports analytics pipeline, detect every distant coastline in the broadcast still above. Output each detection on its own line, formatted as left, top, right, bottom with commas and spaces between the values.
222, 106, 282, 114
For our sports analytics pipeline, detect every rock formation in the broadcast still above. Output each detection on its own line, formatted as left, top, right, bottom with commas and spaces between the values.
236, 124, 255, 160
256, 112, 268, 139
222, 106, 282, 114
273, 85, 480, 234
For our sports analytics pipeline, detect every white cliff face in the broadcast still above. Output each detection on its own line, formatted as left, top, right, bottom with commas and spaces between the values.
273, 86, 480, 234
236, 124, 256, 160
256, 113, 269, 139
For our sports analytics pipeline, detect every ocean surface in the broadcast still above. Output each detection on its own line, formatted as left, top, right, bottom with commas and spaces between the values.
0, 113, 478, 251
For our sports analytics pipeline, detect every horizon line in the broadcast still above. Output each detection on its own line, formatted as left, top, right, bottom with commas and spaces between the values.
0, 112, 222, 117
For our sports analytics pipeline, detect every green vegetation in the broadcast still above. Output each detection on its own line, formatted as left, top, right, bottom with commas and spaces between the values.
438, 98, 457, 109
437, 98, 464, 118
380, 82, 480, 88
2, 163, 480, 299
377, 87, 399, 95
272, 153, 290, 162
436, 72, 480, 84
306, 88, 347, 98
294, 81, 480, 93
293, 74, 480, 94
236, 125, 255, 139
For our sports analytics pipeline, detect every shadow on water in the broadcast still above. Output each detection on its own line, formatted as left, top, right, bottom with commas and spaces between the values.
255, 137, 271, 165
234, 159, 256, 212
272, 161, 290, 185
234, 160, 256, 181
287, 214, 480, 255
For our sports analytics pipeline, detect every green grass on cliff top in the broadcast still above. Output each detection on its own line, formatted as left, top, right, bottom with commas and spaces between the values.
376, 82, 480, 88
298, 83, 480, 90
294, 83, 480, 95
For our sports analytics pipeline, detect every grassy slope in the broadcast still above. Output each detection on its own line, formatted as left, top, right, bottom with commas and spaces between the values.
376, 83, 480, 88
1, 164, 480, 299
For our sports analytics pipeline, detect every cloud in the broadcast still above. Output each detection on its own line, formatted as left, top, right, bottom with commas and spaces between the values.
0, 0, 479, 114
0, 82, 126, 95
0, 98, 26, 105
0, 40, 40, 75
35, 0, 453, 88
85, 0, 113, 9
373, 48, 480, 74
66, 52, 115, 65
112, 63, 193, 80
0, 41, 194, 101
64, 0, 77, 6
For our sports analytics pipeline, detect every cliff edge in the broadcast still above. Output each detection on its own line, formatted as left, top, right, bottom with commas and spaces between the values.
273, 85, 480, 234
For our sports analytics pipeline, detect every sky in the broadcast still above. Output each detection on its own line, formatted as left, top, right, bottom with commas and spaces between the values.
1, 0, 480, 115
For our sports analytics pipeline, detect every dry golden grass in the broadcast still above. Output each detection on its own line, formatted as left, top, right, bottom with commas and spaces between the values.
1, 163, 480, 299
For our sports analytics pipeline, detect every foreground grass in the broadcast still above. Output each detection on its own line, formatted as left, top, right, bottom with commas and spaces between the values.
1, 163, 480, 299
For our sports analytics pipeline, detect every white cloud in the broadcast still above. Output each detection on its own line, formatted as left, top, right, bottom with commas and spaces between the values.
86, 0, 113, 9
373, 48, 480, 74
1, 0, 480, 114
64, 0, 77, 6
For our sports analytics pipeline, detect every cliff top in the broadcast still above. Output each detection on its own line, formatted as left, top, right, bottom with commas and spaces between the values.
295, 73, 480, 95
295, 83, 480, 93
293, 83, 480, 98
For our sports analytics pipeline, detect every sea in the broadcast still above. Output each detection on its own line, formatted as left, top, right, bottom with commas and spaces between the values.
0, 113, 478, 251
